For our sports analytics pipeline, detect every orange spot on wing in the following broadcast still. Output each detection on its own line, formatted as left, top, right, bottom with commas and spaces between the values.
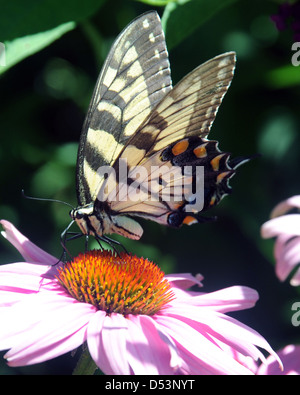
193, 145, 207, 158
216, 171, 231, 184
210, 154, 224, 171
183, 216, 198, 226
172, 139, 189, 156
209, 195, 217, 206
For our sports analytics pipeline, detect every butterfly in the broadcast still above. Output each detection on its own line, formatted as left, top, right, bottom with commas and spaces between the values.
67, 11, 247, 247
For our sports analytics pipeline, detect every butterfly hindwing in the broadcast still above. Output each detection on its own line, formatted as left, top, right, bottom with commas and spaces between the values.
106, 135, 237, 229
76, 11, 172, 206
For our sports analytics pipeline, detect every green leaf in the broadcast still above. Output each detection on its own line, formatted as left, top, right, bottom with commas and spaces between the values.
0, 0, 106, 41
135, 0, 176, 6
162, 0, 239, 50
0, 0, 106, 73
0, 22, 75, 75
72, 347, 99, 376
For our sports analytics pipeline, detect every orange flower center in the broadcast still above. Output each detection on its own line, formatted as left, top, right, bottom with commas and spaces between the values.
57, 250, 174, 316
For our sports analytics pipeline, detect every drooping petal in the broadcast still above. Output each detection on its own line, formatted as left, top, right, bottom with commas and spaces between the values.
202, 313, 281, 368
158, 303, 282, 372
0, 220, 58, 265
261, 215, 300, 238
155, 314, 254, 375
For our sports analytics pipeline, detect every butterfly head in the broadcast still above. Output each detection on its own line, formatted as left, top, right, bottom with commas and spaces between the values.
70, 202, 143, 241
69, 203, 99, 236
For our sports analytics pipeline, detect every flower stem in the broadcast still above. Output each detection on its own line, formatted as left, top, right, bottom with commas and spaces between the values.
72, 346, 98, 375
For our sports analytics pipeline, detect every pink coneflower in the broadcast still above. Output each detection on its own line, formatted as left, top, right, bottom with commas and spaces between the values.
0, 220, 281, 375
261, 195, 300, 286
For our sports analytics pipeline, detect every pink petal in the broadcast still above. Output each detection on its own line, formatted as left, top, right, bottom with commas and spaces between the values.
261, 215, 300, 238
165, 273, 203, 289
89, 313, 131, 375
86, 310, 115, 375
125, 315, 176, 374
0, 262, 51, 294
168, 286, 258, 314
0, 290, 25, 307
1, 220, 58, 265
271, 195, 300, 218
189, 286, 259, 313
275, 235, 300, 282
290, 267, 300, 286
1, 293, 95, 366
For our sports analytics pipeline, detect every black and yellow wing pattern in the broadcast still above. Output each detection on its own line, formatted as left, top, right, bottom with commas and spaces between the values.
76, 11, 172, 208
70, 11, 246, 242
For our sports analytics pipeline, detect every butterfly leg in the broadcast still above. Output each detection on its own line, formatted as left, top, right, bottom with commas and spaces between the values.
60, 220, 86, 260
85, 234, 89, 252
103, 235, 128, 254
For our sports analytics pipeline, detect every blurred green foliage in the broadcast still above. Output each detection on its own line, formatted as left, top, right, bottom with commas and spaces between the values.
0, 0, 300, 374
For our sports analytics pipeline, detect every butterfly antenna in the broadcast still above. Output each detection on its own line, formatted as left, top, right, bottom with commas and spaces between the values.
22, 189, 74, 210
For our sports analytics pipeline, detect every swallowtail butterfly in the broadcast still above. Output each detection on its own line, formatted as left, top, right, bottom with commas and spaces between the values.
69, 11, 247, 245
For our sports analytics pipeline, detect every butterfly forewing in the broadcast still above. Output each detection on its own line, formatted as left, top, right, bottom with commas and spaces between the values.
116, 52, 236, 165
76, 11, 172, 206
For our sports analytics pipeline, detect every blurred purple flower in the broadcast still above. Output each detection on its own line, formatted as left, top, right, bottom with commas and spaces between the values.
271, 1, 300, 41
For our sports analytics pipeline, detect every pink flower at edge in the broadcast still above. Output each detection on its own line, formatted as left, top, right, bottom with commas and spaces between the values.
261, 195, 300, 286
0, 220, 282, 375
256, 345, 300, 375
224, 343, 300, 375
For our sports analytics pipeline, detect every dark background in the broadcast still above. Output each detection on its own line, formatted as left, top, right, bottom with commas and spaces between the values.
0, 0, 300, 374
